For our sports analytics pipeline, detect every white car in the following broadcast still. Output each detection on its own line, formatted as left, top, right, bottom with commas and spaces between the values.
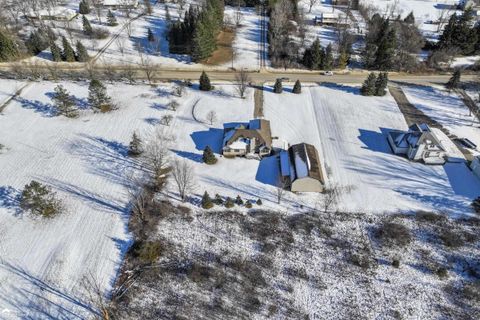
323, 71, 334, 76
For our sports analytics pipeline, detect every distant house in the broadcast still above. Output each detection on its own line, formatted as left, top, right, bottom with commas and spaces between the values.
102, 0, 139, 9
222, 119, 272, 158
471, 156, 480, 178
387, 123, 447, 165
280, 143, 325, 192
314, 12, 350, 28
26, 8, 77, 21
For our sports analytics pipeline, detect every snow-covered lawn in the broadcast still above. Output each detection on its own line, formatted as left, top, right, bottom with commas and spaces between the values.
0, 80, 174, 318
263, 84, 480, 214
403, 85, 480, 148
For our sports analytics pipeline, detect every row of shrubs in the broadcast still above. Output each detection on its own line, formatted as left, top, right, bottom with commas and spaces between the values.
201, 192, 262, 209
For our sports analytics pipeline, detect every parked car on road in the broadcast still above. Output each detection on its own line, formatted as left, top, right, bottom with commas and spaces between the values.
323, 71, 334, 76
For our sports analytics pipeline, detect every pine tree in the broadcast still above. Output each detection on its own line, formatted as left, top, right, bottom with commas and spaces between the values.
50, 41, 62, 62
88, 79, 112, 112
52, 85, 78, 118
75, 41, 89, 62
61, 36, 76, 62
273, 78, 283, 94
214, 194, 223, 205
375, 21, 396, 70
107, 10, 118, 26
472, 197, 480, 214
225, 197, 234, 208
147, 28, 155, 42
199, 71, 212, 91
404, 11, 415, 24
25, 29, 49, 55
446, 69, 461, 90
79, 0, 91, 14
201, 191, 214, 209
310, 38, 323, 70
82, 15, 93, 36
128, 132, 143, 156
360, 73, 377, 96
374, 72, 388, 96
337, 51, 349, 69
235, 195, 243, 206
323, 43, 334, 71
0, 28, 19, 62
203, 146, 217, 164
293, 80, 301, 94
256, 198, 262, 205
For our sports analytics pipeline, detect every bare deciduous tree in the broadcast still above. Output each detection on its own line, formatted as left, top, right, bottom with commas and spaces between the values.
234, 8, 244, 27
206, 110, 217, 125
168, 100, 180, 111
90, 0, 103, 24
139, 50, 156, 84
235, 69, 250, 98
171, 159, 195, 202
143, 129, 173, 189
116, 37, 126, 56
161, 114, 173, 126
308, 0, 318, 13
81, 271, 113, 320
275, 176, 287, 204
126, 174, 152, 221
317, 184, 341, 213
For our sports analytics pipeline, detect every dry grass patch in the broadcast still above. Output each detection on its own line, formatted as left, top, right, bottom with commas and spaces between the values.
202, 28, 235, 65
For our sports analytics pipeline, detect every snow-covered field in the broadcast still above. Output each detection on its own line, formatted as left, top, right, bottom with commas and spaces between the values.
0, 78, 479, 318
263, 83, 480, 214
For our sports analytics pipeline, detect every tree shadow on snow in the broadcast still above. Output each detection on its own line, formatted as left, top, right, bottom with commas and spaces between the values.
171, 149, 203, 163
321, 82, 360, 95
14, 96, 57, 117
0, 185, 22, 215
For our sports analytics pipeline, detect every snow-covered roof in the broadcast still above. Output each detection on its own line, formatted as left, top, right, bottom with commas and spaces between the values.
27, 7, 77, 19
103, 0, 139, 6
288, 143, 324, 184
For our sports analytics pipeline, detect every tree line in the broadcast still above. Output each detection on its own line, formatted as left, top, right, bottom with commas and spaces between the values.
168, 0, 224, 62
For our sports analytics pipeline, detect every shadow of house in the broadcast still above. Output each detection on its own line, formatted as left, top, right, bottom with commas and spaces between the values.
255, 155, 281, 187
358, 127, 396, 154
190, 128, 224, 154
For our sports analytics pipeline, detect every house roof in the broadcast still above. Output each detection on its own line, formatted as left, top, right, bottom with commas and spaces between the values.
224, 119, 272, 148
389, 123, 446, 151
288, 143, 324, 184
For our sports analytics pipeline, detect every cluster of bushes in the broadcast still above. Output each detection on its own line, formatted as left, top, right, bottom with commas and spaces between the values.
273, 79, 302, 94
201, 192, 262, 209
360, 72, 388, 96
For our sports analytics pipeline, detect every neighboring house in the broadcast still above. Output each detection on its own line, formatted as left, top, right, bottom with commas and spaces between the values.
222, 119, 272, 158
387, 123, 447, 165
280, 143, 325, 193
102, 0, 139, 9
26, 8, 77, 21
471, 155, 480, 178
314, 13, 350, 28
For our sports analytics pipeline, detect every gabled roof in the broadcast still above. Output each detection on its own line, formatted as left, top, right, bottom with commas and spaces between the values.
288, 143, 324, 183
390, 123, 446, 151
223, 119, 272, 148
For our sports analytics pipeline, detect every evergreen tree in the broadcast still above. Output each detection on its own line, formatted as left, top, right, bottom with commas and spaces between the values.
79, 0, 91, 14
472, 197, 480, 214
199, 71, 212, 91
245, 201, 252, 208
323, 43, 334, 71
225, 197, 234, 208
107, 10, 118, 26
307, 38, 323, 70
0, 28, 19, 62
52, 85, 78, 118
147, 28, 155, 42
446, 69, 461, 90
128, 132, 143, 156
45, 26, 58, 42
61, 36, 76, 62
165, 5, 171, 24
438, 9, 478, 55
256, 198, 262, 205
20, 180, 62, 218
25, 29, 49, 55
235, 195, 243, 205
337, 51, 349, 69
88, 79, 112, 112
374, 72, 388, 96
75, 41, 89, 62
50, 41, 62, 62
82, 15, 93, 36
404, 11, 415, 24
375, 20, 396, 70
214, 193, 223, 205
293, 80, 301, 94
203, 146, 217, 164
273, 78, 283, 94
360, 73, 377, 96
201, 191, 214, 209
